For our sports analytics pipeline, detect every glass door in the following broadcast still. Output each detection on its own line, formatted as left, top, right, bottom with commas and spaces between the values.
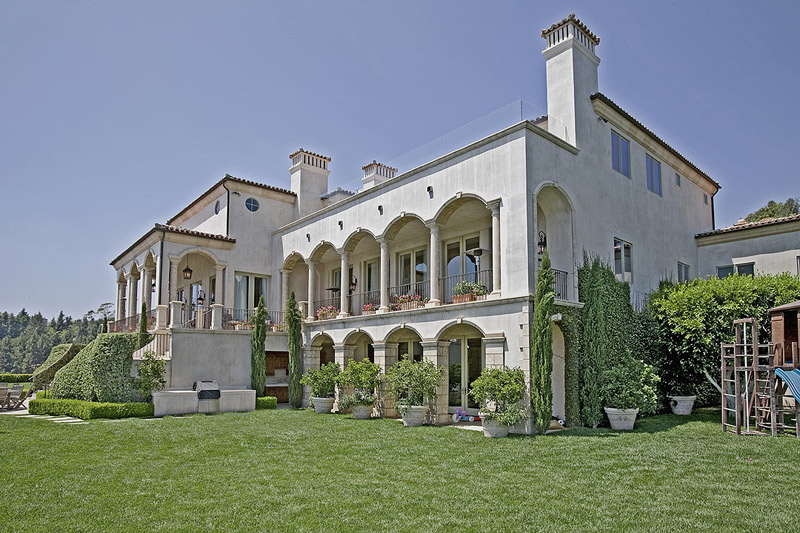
447, 336, 483, 413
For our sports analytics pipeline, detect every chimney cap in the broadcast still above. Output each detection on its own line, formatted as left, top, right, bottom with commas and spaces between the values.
361, 160, 398, 172
289, 148, 332, 162
541, 13, 599, 45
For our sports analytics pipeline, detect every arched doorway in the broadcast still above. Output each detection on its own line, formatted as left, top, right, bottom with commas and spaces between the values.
438, 321, 485, 414
345, 331, 375, 364
536, 184, 575, 300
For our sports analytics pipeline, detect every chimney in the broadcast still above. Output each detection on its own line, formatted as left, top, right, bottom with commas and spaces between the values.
361, 160, 397, 190
289, 148, 331, 217
541, 13, 600, 148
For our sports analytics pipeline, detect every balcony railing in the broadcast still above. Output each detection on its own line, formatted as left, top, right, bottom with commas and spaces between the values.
182, 305, 212, 329
389, 281, 430, 311
553, 269, 568, 300
350, 290, 380, 316
221, 308, 287, 331
312, 297, 339, 320
440, 269, 493, 304
108, 308, 157, 333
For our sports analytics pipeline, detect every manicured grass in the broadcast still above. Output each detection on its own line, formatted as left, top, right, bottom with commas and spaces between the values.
1, 408, 797, 531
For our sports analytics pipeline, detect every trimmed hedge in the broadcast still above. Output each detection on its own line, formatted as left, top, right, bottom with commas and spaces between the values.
51, 333, 142, 403
28, 398, 154, 419
30, 343, 85, 390
256, 396, 278, 410
0, 373, 32, 382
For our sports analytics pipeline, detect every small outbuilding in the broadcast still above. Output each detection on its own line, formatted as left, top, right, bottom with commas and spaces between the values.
770, 300, 800, 367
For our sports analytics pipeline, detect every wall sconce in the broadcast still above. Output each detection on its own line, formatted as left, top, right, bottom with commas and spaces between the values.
427, 185, 434, 199
151, 281, 156, 292
349, 275, 358, 293
378, 205, 383, 215
338, 220, 343, 230
306, 233, 311, 242
197, 290, 205, 306
537, 231, 547, 259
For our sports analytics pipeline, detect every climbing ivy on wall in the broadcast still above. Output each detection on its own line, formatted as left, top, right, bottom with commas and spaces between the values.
553, 303, 582, 427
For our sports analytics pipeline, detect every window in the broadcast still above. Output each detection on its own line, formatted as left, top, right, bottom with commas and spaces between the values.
611, 131, 630, 177
234, 272, 270, 313
717, 265, 734, 278
646, 154, 661, 196
677, 262, 690, 283
703, 194, 708, 205
245, 198, 259, 212
364, 260, 379, 292
613, 239, 632, 283
736, 263, 755, 276
675, 173, 681, 187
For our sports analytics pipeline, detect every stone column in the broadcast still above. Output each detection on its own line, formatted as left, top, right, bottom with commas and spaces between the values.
155, 304, 169, 331
421, 340, 450, 425
302, 346, 322, 406
280, 268, 290, 312
373, 342, 399, 418
214, 265, 225, 306
307, 261, 317, 321
426, 222, 441, 306
488, 200, 501, 297
378, 238, 390, 313
127, 273, 139, 320
142, 268, 153, 312
338, 250, 350, 318
211, 304, 224, 330
116, 279, 126, 320
483, 334, 506, 368
169, 258, 179, 301
169, 301, 183, 329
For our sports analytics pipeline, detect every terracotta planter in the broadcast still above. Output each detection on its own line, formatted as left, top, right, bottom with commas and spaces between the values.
397, 301, 423, 310
604, 407, 639, 430
351, 404, 372, 419
669, 395, 697, 415
362, 310, 376, 315
482, 418, 510, 438
452, 294, 475, 304
401, 405, 428, 427
312, 397, 335, 414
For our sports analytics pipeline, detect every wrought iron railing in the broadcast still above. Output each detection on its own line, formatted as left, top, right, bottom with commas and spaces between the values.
108, 308, 156, 333
388, 281, 430, 311
440, 269, 493, 304
350, 290, 380, 316
313, 297, 340, 320
182, 305, 211, 329
221, 308, 287, 331
553, 269, 568, 300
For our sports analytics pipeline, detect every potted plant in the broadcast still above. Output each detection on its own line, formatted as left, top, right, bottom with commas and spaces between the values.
601, 353, 660, 430
396, 294, 428, 310
337, 358, 381, 419
452, 281, 488, 304
469, 366, 527, 437
385, 354, 443, 426
667, 382, 697, 415
316, 306, 339, 320
362, 303, 377, 315
300, 362, 341, 414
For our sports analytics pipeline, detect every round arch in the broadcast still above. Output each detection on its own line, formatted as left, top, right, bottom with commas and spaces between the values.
381, 212, 427, 241
282, 251, 307, 271
434, 319, 486, 341
433, 193, 489, 226
309, 241, 338, 263
343, 330, 375, 363
383, 324, 424, 344
117, 269, 127, 282
534, 182, 576, 300
342, 228, 379, 254
175, 247, 223, 267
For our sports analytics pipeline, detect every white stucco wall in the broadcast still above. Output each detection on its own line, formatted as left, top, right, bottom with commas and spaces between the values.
697, 225, 800, 278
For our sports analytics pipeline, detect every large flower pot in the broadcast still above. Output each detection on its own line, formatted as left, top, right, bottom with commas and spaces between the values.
669, 395, 697, 415
452, 294, 475, 304
401, 405, 428, 427
312, 397, 335, 414
604, 407, 639, 430
351, 404, 372, 419
482, 418, 510, 438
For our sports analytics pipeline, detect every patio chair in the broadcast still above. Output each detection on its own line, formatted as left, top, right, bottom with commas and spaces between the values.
6, 384, 26, 411
0, 383, 8, 409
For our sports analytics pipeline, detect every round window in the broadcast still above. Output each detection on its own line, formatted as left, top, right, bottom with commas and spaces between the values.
214, 200, 221, 214
245, 198, 259, 212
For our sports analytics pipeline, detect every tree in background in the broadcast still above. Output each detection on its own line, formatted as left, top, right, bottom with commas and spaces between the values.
530, 252, 555, 435
250, 296, 267, 395
744, 197, 798, 222
287, 291, 303, 408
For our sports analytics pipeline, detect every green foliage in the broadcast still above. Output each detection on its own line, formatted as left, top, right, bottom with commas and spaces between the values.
337, 358, 381, 408
648, 273, 800, 403
580, 256, 607, 428
36, 390, 50, 399
452, 280, 488, 296
385, 354, 443, 411
601, 352, 660, 414
50, 333, 140, 403
300, 362, 341, 398
30, 343, 84, 390
287, 291, 303, 408
255, 396, 278, 409
28, 398, 153, 419
250, 296, 267, 395
530, 251, 555, 435
137, 302, 149, 349
469, 366, 527, 427
0, 308, 105, 373
0, 373, 33, 382
554, 304, 582, 427
135, 350, 166, 401
744, 197, 799, 222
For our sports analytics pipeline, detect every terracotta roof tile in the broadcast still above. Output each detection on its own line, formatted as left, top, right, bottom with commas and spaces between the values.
695, 213, 800, 238
154, 223, 236, 242
289, 148, 332, 162
542, 13, 599, 45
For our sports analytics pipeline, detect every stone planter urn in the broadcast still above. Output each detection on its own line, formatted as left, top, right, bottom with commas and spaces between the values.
401, 405, 428, 427
351, 404, 372, 419
669, 395, 697, 415
604, 407, 639, 430
452, 294, 475, 304
312, 397, 335, 414
482, 418, 510, 438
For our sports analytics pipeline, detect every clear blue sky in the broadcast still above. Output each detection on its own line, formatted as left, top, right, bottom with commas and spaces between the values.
1, 1, 798, 319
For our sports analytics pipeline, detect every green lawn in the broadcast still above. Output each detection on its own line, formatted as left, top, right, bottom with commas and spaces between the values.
1, 408, 798, 532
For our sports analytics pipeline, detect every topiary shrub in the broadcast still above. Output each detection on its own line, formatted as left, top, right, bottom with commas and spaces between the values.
50, 333, 140, 403
255, 396, 278, 410
28, 398, 153, 419
0, 373, 33, 382
30, 343, 85, 390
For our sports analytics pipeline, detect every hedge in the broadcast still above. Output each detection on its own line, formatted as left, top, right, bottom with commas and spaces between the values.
51, 333, 143, 403
256, 396, 278, 409
30, 343, 85, 390
28, 398, 154, 419
0, 373, 32, 382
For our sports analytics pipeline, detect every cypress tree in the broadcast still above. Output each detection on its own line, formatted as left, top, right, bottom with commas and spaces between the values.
250, 296, 267, 396
137, 302, 148, 348
287, 291, 303, 408
530, 252, 555, 435
581, 259, 607, 428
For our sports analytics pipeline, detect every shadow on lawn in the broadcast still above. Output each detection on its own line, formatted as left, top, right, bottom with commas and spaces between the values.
548, 407, 720, 438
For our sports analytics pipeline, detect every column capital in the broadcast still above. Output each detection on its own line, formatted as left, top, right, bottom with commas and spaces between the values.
487, 198, 502, 213
337, 248, 349, 260
424, 220, 440, 231
280, 268, 292, 275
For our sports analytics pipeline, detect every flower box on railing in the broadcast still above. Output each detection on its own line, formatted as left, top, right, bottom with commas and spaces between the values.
362, 303, 377, 315
452, 294, 475, 304
316, 306, 340, 320
394, 294, 428, 311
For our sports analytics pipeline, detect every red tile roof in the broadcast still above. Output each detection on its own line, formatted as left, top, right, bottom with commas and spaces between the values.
542, 13, 599, 45
696, 213, 800, 238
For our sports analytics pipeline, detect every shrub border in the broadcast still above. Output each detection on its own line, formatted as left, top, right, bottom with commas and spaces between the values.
28, 398, 154, 419
256, 396, 278, 410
